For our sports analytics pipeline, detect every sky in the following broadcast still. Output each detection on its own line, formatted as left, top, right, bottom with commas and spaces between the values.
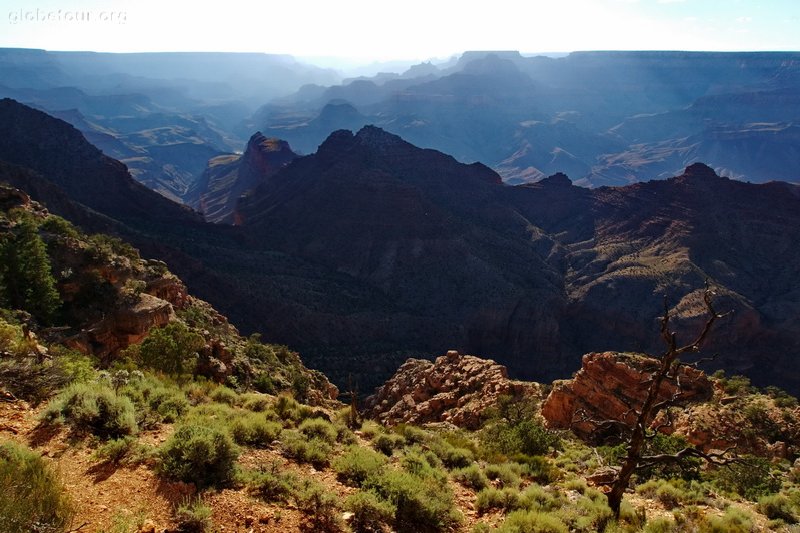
2, 0, 799, 66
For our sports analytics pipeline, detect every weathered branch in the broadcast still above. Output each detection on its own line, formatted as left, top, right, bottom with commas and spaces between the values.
638, 444, 739, 470
673, 284, 733, 356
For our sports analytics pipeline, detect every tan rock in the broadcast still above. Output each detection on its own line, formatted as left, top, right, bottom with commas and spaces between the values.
541, 351, 713, 441
364, 352, 540, 429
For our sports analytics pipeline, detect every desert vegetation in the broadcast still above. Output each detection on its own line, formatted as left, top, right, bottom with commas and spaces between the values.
2, 186, 800, 532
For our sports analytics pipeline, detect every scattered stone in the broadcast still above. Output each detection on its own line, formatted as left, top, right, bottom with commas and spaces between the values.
364, 351, 540, 429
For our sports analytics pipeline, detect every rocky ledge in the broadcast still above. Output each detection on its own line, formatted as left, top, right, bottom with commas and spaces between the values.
363, 350, 539, 429
541, 351, 713, 441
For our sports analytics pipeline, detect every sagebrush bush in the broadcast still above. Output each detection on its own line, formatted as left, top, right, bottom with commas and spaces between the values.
0, 440, 74, 533
700, 505, 754, 533
299, 418, 338, 444
452, 463, 489, 490
245, 467, 297, 503
229, 413, 282, 447
359, 420, 384, 439
209, 385, 239, 406
373, 433, 406, 456
334, 445, 388, 487
241, 393, 273, 413
519, 484, 563, 513
636, 479, 706, 510
480, 416, 560, 459
159, 423, 239, 488
512, 454, 561, 484
175, 497, 212, 533
295, 478, 344, 532
281, 430, 332, 468
43, 382, 137, 439
484, 462, 523, 488
431, 440, 474, 469
496, 510, 568, 533
121, 377, 189, 428
400, 446, 447, 482
642, 517, 675, 533
94, 436, 154, 466
345, 490, 395, 533
476, 487, 522, 513
757, 493, 797, 523
366, 469, 462, 532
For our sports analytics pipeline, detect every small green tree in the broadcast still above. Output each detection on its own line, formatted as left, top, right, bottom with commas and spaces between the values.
137, 322, 204, 376
0, 217, 61, 324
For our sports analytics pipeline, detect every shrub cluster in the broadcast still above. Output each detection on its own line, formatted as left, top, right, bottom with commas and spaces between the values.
43, 382, 137, 439
0, 440, 74, 533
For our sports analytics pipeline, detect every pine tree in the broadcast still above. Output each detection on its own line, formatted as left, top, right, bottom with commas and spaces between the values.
0, 217, 61, 324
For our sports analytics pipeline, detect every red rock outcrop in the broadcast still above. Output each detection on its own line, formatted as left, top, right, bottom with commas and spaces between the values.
542, 351, 713, 441
64, 293, 175, 360
364, 350, 540, 429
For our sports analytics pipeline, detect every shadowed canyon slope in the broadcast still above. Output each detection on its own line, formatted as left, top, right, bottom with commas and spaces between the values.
1, 98, 799, 393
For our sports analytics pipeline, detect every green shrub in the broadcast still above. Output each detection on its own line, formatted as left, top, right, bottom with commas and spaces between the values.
281, 430, 332, 468
229, 414, 282, 447
43, 382, 137, 439
758, 494, 797, 523
519, 484, 563, 513
241, 393, 272, 413
452, 464, 489, 490
94, 436, 154, 466
209, 385, 238, 406
245, 466, 297, 503
398, 425, 428, 444
0, 440, 74, 533
373, 432, 406, 456
149, 387, 190, 422
476, 487, 522, 513
512, 454, 561, 484
484, 462, 523, 488
636, 479, 706, 509
295, 478, 344, 532
345, 490, 395, 533
299, 418, 338, 444
175, 497, 212, 533
480, 419, 561, 458
699, 505, 754, 533
159, 423, 239, 488
359, 420, 384, 439
709, 456, 781, 500
496, 509, 568, 533
564, 490, 614, 532
643, 517, 676, 533
400, 446, 447, 482
366, 469, 462, 532
138, 323, 204, 376
333, 445, 388, 487
431, 441, 474, 470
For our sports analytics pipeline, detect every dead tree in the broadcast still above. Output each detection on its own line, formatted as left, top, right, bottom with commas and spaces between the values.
589, 285, 736, 518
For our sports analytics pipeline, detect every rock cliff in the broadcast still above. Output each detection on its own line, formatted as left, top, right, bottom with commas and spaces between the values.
364, 351, 540, 429
541, 351, 713, 441
186, 132, 296, 224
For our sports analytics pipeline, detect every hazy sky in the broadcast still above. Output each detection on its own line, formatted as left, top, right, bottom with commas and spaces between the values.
2, 0, 799, 65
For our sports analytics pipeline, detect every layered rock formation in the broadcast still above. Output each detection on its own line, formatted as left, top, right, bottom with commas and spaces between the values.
186, 132, 297, 224
364, 351, 540, 429
3, 99, 800, 395
542, 351, 713, 441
